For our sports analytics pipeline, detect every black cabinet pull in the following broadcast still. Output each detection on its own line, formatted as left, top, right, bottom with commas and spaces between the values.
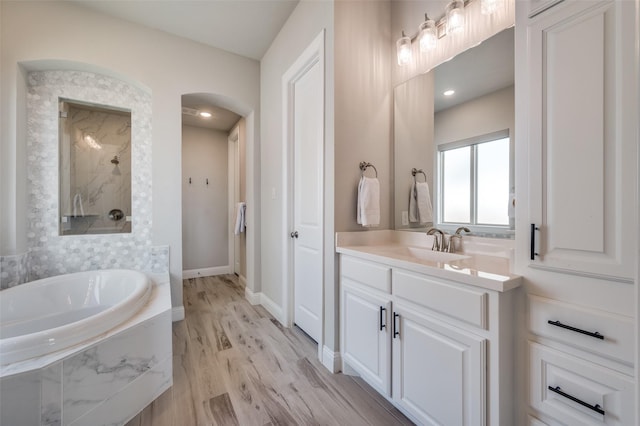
547, 320, 604, 340
379, 306, 386, 331
547, 386, 605, 415
393, 313, 400, 338
530, 223, 539, 260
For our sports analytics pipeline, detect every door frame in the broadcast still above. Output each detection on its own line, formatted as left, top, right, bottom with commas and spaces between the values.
227, 125, 240, 276
281, 30, 325, 357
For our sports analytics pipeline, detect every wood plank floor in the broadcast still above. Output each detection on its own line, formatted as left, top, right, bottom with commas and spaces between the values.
125, 275, 413, 426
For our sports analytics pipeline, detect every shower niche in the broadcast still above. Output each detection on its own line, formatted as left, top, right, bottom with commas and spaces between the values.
59, 99, 132, 235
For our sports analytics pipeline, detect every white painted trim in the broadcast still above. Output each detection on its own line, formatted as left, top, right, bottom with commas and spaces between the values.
321, 345, 342, 373
182, 266, 231, 279
228, 126, 239, 278
172, 306, 185, 322
244, 285, 261, 305
260, 292, 286, 325
281, 29, 326, 346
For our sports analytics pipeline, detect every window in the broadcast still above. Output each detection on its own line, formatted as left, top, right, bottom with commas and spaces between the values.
437, 130, 512, 230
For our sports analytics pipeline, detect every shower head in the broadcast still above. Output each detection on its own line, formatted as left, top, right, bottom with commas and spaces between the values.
110, 156, 120, 165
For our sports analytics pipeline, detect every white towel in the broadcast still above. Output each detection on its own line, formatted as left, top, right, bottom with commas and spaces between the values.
234, 202, 246, 235
409, 181, 433, 223
357, 176, 380, 227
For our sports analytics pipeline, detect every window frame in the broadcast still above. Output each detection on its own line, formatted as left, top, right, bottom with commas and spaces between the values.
435, 129, 514, 236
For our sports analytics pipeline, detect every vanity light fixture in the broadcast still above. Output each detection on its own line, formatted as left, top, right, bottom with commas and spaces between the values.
198, 111, 212, 118
418, 14, 437, 52
446, 0, 465, 34
396, 31, 412, 66
480, 0, 501, 15
444, 89, 456, 96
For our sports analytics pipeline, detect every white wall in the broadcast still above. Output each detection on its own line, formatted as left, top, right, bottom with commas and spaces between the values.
335, 0, 392, 233
0, 1, 260, 309
435, 85, 515, 147
181, 125, 229, 271
260, 0, 335, 348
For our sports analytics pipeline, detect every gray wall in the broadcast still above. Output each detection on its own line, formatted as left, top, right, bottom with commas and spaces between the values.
1, 1, 260, 309
181, 125, 229, 271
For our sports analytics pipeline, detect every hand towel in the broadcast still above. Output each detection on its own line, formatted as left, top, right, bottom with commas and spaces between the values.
234, 202, 246, 235
357, 176, 380, 227
409, 181, 433, 223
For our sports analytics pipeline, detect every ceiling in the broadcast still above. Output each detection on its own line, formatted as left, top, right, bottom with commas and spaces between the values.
71, 0, 299, 61
182, 94, 241, 131
434, 27, 514, 112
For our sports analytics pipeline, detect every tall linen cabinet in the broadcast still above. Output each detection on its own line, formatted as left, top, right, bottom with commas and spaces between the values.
515, 0, 639, 424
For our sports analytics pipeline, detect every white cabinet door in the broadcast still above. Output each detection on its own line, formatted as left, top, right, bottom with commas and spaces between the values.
526, 0, 637, 282
341, 282, 392, 396
392, 303, 486, 426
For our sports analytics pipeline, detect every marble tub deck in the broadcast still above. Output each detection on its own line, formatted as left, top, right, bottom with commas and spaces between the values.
0, 272, 173, 426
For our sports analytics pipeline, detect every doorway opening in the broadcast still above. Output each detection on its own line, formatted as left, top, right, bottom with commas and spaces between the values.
181, 94, 247, 285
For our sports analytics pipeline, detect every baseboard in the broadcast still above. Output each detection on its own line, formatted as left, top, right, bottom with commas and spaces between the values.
172, 306, 185, 322
260, 293, 285, 324
322, 345, 342, 373
244, 286, 261, 305
238, 274, 247, 288
182, 266, 231, 279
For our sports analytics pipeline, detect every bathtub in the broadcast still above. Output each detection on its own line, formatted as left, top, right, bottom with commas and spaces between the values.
0, 269, 152, 365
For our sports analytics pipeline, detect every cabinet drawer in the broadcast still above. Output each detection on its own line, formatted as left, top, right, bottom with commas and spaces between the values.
393, 269, 488, 329
340, 256, 391, 293
529, 342, 634, 425
528, 295, 634, 365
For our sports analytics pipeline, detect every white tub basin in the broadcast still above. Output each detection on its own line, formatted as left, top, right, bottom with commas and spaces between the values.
0, 269, 151, 365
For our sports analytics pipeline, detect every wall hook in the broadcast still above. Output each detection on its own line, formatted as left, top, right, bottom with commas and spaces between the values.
189, 177, 191, 184
206, 178, 209, 185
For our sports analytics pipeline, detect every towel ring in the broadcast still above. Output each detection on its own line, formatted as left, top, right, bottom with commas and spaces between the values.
359, 161, 378, 178
412, 168, 427, 182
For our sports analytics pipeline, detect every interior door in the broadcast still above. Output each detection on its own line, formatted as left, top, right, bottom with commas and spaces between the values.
291, 41, 324, 343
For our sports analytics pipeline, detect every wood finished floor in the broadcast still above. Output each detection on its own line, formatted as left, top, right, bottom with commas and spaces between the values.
125, 275, 413, 426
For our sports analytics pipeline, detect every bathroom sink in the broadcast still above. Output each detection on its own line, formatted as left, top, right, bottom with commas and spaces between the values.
375, 246, 471, 263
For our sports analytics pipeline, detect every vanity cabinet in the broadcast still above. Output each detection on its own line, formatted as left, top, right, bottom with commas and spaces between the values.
517, 0, 638, 424
339, 255, 517, 426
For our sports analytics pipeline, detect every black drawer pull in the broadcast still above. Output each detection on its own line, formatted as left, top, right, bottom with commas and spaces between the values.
379, 306, 386, 331
547, 386, 605, 415
393, 313, 400, 338
547, 320, 604, 340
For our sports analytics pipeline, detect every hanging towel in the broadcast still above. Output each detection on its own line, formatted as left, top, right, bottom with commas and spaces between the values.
357, 176, 380, 227
234, 202, 246, 235
409, 181, 433, 223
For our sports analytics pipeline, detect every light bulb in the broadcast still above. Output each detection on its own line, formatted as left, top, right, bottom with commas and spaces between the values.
446, 0, 465, 34
418, 15, 437, 52
481, 0, 500, 15
396, 32, 412, 66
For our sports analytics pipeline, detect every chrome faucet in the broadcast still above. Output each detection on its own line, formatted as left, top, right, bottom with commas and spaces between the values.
426, 227, 447, 252
447, 227, 471, 253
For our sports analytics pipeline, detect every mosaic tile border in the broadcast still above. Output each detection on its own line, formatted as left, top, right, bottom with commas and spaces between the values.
26, 70, 153, 279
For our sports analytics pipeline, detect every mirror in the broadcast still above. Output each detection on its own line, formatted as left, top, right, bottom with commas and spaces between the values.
393, 27, 515, 237
59, 99, 132, 235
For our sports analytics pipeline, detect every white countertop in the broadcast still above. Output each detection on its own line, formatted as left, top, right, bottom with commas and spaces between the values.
336, 230, 522, 293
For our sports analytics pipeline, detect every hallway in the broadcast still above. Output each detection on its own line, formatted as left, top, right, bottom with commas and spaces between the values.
126, 275, 413, 425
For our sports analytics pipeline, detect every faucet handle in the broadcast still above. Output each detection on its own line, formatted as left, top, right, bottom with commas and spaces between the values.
455, 226, 471, 235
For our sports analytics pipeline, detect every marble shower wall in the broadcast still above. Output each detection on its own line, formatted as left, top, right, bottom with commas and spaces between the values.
60, 102, 132, 234
25, 70, 153, 280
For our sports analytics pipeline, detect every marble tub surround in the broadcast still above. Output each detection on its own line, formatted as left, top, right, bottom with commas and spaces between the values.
0, 272, 172, 426
26, 70, 152, 279
336, 230, 521, 292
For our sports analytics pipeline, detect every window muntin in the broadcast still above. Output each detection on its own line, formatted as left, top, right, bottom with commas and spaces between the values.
438, 131, 511, 229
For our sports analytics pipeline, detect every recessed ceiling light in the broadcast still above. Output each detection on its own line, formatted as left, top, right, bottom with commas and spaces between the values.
199, 111, 212, 118
444, 90, 455, 96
